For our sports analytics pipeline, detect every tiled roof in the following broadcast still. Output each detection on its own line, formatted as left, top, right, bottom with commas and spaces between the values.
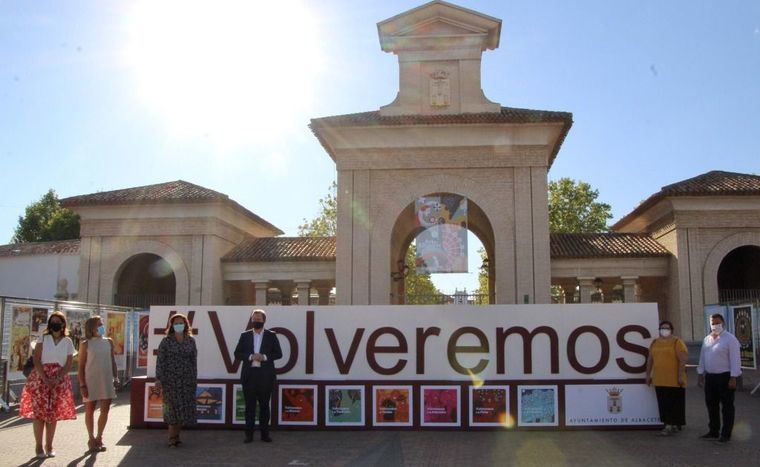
60, 180, 283, 235
309, 106, 573, 167
0, 239, 81, 257
222, 237, 336, 263
550, 233, 670, 258
613, 171, 760, 230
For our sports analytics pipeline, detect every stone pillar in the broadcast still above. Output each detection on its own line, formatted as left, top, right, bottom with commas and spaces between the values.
254, 282, 269, 306
578, 277, 596, 304
316, 287, 332, 306
622, 276, 639, 303
296, 281, 312, 306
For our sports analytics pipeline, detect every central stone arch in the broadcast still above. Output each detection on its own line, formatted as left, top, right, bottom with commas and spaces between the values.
389, 192, 495, 304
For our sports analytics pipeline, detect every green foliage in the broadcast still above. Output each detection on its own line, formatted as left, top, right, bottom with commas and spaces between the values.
12, 189, 80, 243
299, 181, 440, 301
474, 247, 488, 296
548, 178, 612, 233
297, 181, 337, 237
403, 244, 441, 304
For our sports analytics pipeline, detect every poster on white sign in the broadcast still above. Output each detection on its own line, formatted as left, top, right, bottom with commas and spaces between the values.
565, 384, 661, 426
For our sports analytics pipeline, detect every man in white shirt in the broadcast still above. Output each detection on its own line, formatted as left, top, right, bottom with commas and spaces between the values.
697, 313, 742, 443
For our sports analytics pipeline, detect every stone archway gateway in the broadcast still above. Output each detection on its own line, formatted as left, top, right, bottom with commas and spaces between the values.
114, 253, 176, 308
310, 1, 572, 305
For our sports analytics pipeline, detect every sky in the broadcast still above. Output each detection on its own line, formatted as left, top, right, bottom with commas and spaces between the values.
1, 0, 759, 294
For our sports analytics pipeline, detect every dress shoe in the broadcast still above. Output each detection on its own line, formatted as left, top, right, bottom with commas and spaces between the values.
699, 432, 718, 439
261, 434, 273, 443
244, 431, 254, 444
715, 436, 730, 443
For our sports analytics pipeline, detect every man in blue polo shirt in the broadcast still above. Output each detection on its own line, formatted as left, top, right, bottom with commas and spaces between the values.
697, 313, 742, 443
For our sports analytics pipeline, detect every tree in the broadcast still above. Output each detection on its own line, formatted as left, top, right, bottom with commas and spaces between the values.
473, 247, 489, 298
297, 181, 337, 237
402, 244, 442, 304
12, 189, 80, 243
548, 178, 612, 233
299, 181, 441, 302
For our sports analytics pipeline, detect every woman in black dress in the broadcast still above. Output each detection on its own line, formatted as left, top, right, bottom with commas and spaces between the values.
155, 314, 197, 447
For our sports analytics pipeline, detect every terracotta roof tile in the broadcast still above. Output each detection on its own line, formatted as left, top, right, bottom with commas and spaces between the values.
309, 106, 573, 167
613, 171, 760, 230
60, 180, 283, 235
0, 239, 81, 257
222, 237, 336, 262
550, 233, 669, 258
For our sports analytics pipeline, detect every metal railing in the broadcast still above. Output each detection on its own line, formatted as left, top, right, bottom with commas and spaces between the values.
719, 289, 760, 303
113, 293, 175, 309
403, 293, 490, 305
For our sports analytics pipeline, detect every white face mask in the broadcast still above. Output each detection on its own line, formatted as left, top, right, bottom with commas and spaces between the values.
710, 323, 723, 334
659, 329, 672, 337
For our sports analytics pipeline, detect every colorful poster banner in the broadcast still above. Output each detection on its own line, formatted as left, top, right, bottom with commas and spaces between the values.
415, 195, 468, 273
565, 384, 661, 426
31, 308, 49, 334
373, 385, 413, 427
420, 385, 460, 427
64, 309, 91, 351
469, 385, 510, 427
232, 384, 265, 425
732, 305, 756, 369
138, 313, 150, 368
144, 382, 164, 422
325, 386, 365, 426
196, 384, 226, 424
518, 385, 558, 427
106, 311, 127, 370
9, 306, 32, 377
278, 385, 317, 425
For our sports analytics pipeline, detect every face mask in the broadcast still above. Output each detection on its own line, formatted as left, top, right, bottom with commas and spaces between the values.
710, 323, 723, 334
252, 322, 264, 330
659, 329, 672, 337
173, 323, 185, 334
97, 325, 106, 336
49, 322, 63, 333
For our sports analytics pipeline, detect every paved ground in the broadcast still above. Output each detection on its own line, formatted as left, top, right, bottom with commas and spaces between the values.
1, 370, 759, 467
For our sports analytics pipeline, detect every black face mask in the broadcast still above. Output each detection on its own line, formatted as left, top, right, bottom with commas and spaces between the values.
252, 322, 264, 330
49, 322, 63, 333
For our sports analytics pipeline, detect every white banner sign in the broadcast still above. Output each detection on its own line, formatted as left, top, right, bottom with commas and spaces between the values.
147, 304, 658, 381
565, 384, 661, 426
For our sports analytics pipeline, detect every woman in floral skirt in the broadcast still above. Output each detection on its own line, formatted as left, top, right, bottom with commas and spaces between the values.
20, 311, 77, 458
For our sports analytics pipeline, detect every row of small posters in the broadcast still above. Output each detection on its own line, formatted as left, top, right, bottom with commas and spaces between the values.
144, 383, 660, 428
5, 303, 127, 379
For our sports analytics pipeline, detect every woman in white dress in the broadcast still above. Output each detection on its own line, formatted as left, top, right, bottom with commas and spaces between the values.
77, 316, 118, 453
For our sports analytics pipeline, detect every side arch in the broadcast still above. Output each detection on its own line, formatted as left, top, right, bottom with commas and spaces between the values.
702, 231, 760, 304
102, 239, 191, 306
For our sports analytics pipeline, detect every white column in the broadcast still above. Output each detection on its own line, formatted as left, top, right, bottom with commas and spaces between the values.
578, 277, 596, 304
253, 281, 269, 306
622, 276, 639, 303
296, 281, 312, 306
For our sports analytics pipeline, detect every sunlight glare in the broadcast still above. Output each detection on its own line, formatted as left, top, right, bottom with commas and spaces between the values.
125, 1, 324, 147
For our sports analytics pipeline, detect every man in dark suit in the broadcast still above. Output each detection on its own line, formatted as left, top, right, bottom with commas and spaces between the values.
234, 309, 282, 443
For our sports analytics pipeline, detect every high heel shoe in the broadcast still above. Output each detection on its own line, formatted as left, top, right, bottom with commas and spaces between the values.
87, 438, 98, 453
96, 435, 107, 452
